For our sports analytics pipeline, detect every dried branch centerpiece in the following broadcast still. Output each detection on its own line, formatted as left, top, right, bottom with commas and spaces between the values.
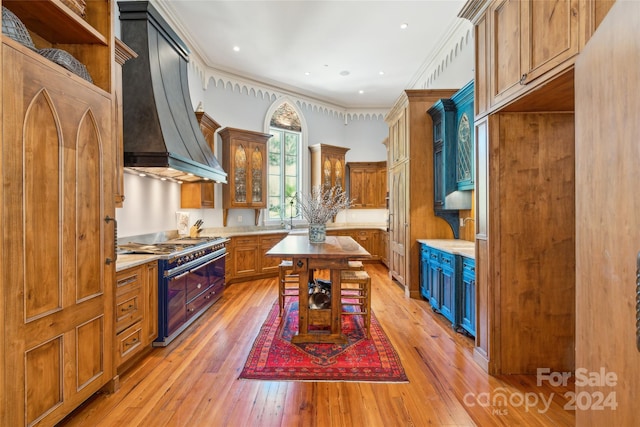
296, 186, 353, 243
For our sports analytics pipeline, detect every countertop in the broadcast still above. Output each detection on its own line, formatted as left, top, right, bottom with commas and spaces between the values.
116, 253, 161, 272
417, 239, 475, 259
202, 223, 387, 238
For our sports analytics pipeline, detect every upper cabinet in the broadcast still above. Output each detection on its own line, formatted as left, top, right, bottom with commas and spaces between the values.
427, 81, 474, 211
427, 98, 458, 210
181, 112, 221, 209
309, 143, 350, 192
4, 0, 112, 92
460, 0, 616, 117
347, 161, 387, 208
219, 127, 271, 226
452, 81, 474, 191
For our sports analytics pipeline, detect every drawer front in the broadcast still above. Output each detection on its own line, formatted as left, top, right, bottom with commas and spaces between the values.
115, 287, 144, 333
462, 257, 475, 274
116, 321, 144, 366
233, 236, 255, 246
440, 252, 455, 268
116, 266, 142, 296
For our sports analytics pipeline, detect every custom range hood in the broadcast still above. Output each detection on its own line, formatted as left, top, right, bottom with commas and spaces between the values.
118, 1, 227, 183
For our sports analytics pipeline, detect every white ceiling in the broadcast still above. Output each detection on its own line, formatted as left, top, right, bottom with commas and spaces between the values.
153, 0, 468, 109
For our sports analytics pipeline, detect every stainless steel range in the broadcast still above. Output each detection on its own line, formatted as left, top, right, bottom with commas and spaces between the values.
119, 234, 228, 346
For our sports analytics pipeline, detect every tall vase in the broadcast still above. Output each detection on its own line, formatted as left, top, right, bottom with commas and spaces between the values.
308, 223, 326, 243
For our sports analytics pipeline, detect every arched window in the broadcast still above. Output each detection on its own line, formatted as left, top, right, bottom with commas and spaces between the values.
266, 101, 303, 223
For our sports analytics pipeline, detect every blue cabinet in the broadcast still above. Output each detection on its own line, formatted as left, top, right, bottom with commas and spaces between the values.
419, 243, 475, 336
419, 245, 431, 300
451, 81, 475, 191
428, 99, 457, 210
460, 256, 476, 336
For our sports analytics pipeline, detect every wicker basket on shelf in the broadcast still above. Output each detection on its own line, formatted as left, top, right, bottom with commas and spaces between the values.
37, 48, 93, 83
61, 0, 87, 18
2, 6, 36, 50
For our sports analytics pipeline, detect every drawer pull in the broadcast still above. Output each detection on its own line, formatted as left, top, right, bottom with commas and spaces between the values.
121, 304, 134, 312
117, 276, 137, 287
124, 337, 138, 347
197, 283, 202, 289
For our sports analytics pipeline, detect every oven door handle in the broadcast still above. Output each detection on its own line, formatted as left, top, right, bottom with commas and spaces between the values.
193, 252, 227, 272
172, 270, 191, 280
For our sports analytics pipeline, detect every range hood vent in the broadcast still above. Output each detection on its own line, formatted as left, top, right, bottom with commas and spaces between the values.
118, 1, 227, 183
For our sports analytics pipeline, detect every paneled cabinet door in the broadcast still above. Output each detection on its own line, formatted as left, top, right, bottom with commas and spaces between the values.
220, 127, 271, 226
420, 245, 431, 300
460, 257, 476, 336
388, 163, 408, 286
2, 41, 114, 426
348, 162, 387, 208
309, 143, 350, 191
488, 0, 580, 109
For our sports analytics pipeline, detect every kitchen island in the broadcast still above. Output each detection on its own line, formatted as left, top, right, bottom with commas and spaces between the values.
266, 235, 371, 344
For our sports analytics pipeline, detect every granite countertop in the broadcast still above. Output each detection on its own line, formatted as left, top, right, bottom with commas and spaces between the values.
417, 238, 475, 259
204, 223, 387, 238
115, 253, 161, 272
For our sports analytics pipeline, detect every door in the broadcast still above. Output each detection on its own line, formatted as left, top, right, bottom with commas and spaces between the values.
2, 45, 114, 425
575, 2, 640, 424
389, 163, 407, 286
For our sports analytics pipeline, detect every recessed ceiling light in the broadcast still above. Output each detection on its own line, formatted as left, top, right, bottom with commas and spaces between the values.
379, 71, 385, 76
233, 46, 240, 52
339, 70, 350, 76
139, 173, 146, 177
400, 23, 408, 30
359, 90, 364, 94
304, 71, 311, 76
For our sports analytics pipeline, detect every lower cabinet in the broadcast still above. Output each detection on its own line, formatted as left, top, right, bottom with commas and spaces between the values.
460, 257, 476, 336
419, 243, 475, 336
226, 233, 287, 284
115, 261, 158, 369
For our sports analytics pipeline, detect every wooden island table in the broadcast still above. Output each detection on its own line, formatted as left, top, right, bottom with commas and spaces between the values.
266, 235, 371, 344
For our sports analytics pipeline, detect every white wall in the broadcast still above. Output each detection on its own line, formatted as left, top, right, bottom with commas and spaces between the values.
115, 4, 474, 238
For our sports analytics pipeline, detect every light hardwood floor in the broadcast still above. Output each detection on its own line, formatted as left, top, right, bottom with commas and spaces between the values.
59, 264, 575, 426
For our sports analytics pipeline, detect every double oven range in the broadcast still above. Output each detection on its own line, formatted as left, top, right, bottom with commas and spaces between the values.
119, 234, 228, 346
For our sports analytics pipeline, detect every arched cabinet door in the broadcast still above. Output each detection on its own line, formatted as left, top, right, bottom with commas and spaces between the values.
2, 42, 114, 427
309, 143, 350, 192
219, 127, 272, 226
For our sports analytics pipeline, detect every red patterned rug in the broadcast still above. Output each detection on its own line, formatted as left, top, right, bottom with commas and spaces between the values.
239, 298, 408, 382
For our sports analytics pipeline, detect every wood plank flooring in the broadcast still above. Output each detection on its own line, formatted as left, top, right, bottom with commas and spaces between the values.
58, 264, 575, 426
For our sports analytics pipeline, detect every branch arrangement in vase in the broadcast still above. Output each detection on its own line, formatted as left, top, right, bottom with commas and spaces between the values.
296, 186, 353, 224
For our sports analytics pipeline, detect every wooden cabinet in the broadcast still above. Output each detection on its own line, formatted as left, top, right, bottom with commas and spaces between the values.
309, 143, 349, 191
226, 233, 288, 284
460, 0, 615, 117
220, 127, 271, 226
379, 230, 389, 267
473, 112, 576, 375
1, 2, 115, 425
347, 161, 387, 208
114, 261, 158, 369
114, 38, 137, 208
385, 90, 457, 297
181, 112, 221, 209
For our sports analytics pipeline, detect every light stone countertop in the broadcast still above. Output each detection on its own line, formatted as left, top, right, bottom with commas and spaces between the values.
115, 253, 161, 272
202, 223, 387, 238
417, 238, 475, 259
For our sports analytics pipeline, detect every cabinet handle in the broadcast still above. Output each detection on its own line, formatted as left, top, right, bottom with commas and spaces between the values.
105, 215, 117, 264
124, 337, 138, 347
121, 304, 134, 312
519, 73, 528, 85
